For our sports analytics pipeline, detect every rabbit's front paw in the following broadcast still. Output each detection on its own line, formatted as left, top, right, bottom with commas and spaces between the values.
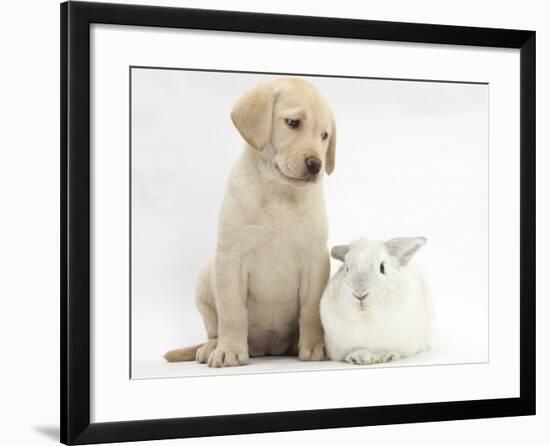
345, 349, 399, 365
419, 342, 431, 353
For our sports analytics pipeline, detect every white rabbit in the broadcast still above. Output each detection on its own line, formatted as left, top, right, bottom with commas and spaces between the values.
320, 237, 432, 365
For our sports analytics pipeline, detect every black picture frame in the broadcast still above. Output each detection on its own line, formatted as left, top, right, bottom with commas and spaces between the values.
61, 1, 536, 444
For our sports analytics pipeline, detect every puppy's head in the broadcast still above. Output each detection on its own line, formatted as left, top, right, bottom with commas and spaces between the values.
231, 77, 336, 188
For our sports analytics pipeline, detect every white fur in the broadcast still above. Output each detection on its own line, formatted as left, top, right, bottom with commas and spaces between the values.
320, 238, 432, 365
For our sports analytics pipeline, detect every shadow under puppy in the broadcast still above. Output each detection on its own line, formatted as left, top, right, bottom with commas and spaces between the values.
165, 77, 337, 367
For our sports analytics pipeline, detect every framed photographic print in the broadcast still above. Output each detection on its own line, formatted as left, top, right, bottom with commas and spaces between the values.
61, 1, 536, 444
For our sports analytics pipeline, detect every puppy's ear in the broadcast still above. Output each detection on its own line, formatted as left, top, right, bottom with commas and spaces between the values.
331, 244, 349, 262
325, 116, 336, 175
385, 237, 427, 266
231, 82, 277, 151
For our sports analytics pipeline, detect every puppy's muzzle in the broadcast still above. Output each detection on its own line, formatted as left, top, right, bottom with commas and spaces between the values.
305, 156, 322, 175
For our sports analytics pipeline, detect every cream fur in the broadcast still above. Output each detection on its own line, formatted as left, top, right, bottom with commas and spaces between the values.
165, 77, 336, 367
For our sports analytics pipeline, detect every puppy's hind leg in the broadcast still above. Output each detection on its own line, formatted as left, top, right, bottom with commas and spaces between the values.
163, 263, 218, 363
195, 263, 219, 363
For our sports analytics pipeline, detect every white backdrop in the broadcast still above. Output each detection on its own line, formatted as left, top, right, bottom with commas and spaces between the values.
1, 0, 548, 445
131, 68, 489, 368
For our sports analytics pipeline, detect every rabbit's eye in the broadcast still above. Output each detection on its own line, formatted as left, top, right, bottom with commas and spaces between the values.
345, 265, 349, 273
380, 262, 385, 274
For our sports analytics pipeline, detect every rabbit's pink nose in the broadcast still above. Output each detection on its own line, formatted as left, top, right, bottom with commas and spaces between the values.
353, 292, 368, 301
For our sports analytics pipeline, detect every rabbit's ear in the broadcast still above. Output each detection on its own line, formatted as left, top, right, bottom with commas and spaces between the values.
385, 237, 427, 266
331, 244, 349, 262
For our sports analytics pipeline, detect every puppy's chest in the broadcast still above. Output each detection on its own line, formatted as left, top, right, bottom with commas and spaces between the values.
249, 203, 315, 248
244, 203, 315, 285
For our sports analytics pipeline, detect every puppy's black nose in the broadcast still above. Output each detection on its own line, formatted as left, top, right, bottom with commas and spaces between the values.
305, 157, 322, 175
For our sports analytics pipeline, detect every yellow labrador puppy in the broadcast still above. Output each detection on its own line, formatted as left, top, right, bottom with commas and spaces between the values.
165, 77, 336, 367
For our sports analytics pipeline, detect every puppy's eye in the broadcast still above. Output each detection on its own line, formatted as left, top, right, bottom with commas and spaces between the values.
286, 119, 301, 129
380, 262, 385, 274
321, 131, 329, 140
345, 265, 349, 273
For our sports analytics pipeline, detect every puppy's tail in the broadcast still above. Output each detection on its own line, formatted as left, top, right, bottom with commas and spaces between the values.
164, 343, 204, 362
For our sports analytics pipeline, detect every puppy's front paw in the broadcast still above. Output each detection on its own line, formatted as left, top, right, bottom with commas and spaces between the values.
345, 349, 398, 365
299, 342, 327, 361
196, 339, 217, 363
207, 346, 249, 368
